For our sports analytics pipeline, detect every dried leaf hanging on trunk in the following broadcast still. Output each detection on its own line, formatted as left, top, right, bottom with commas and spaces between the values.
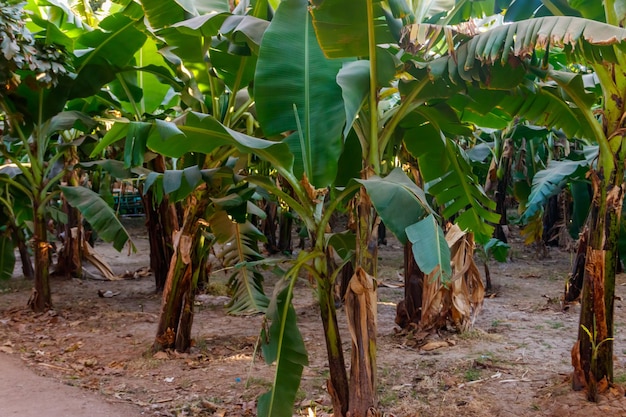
420, 224, 484, 332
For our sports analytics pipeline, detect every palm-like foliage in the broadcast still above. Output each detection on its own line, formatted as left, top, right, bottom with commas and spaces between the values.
403, 5, 626, 400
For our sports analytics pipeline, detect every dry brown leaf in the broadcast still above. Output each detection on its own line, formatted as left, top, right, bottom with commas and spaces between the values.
421, 340, 450, 351
0, 345, 14, 354
153, 351, 169, 360
300, 173, 328, 203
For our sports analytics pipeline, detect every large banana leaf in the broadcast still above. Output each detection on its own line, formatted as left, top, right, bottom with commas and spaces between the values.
60, 186, 135, 252
146, 112, 294, 174
521, 158, 590, 223
406, 213, 451, 281
357, 167, 432, 244
254, 0, 345, 188
402, 17, 626, 71
108, 37, 182, 115
70, 3, 147, 98
403, 127, 499, 243
258, 281, 308, 417
309, 0, 397, 58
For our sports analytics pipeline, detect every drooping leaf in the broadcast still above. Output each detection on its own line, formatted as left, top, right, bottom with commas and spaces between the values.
61, 186, 135, 252
336, 60, 369, 139
404, 130, 499, 243
124, 121, 151, 168
402, 16, 626, 72
483, 238, 510, 262
521, 158, 589, 223
357, 167, 432, 244
326, 230, 356, 262
254, 0, 346, 188
210, 210, 269, 315
258, 281, 308, 417
569, 180, 591, 237
405, 213, 451, 282
147, 112, 294, 176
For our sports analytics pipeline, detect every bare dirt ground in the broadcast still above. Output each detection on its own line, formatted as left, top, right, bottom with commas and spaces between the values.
1, 217, 626, 416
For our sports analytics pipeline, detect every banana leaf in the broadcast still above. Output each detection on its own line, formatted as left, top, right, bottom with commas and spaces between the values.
254, 0, 345, 188
258, 281, 308, 417
60, 186, 135, 252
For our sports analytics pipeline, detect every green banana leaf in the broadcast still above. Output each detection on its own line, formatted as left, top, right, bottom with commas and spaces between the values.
357, 167, 432, 244
146, 112, 294, 175
406, 213, 451, 281
254, 0, 345, 188
336, 61, 370, 139
108, 37, 182, 115
309, 0, 397, 58
71, 4, 147, 98
326, 230, 356, 262
521, 158, 590, 223
483, 238, 510, 263
60, 186, 135, 252
403, 128, 499, 244
258, 281, 308, 417
209, 209, 270, 315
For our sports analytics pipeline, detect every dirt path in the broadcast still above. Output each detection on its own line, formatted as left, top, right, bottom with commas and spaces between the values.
0, 352, 143, 417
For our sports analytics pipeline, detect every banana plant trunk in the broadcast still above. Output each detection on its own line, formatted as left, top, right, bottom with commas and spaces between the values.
142, 155, 178, 292
142, 194, 178, 292
346, 187, 379, 416
29, 201, 51, 312
317, 266, 350, 417
11, 225, 33, 279
572, 168, 624, 401
395, 241, 424, 329
55, 148, 82, 278
153, 190, 207, 352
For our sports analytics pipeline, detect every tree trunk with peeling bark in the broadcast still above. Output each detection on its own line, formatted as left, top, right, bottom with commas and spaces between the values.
346, 188, 379, 417
564, 226, 588, 303
345, 267, 377, 417
572, 170, 624, 401
153, 190, 208, 352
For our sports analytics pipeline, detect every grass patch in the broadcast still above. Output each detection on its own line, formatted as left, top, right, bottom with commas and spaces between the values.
463, 368, 481, 382
614, 373, 626, 385
378, 387, 399, 407
205, 282, 229, 296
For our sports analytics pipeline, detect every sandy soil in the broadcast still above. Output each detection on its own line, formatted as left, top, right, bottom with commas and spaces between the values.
1, 218, 626, 416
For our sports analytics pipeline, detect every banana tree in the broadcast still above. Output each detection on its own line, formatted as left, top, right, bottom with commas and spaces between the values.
403, 2, 626, 400
308, 2, 510, 412
100, 0, 275, 351
0, 1, 140, 310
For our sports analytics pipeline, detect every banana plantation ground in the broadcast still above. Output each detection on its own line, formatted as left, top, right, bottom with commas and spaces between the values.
1, 218, 626, 417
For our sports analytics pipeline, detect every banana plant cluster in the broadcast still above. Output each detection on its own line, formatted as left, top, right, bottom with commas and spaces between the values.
9, 0, 626, 414
403, 0, 626, 401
